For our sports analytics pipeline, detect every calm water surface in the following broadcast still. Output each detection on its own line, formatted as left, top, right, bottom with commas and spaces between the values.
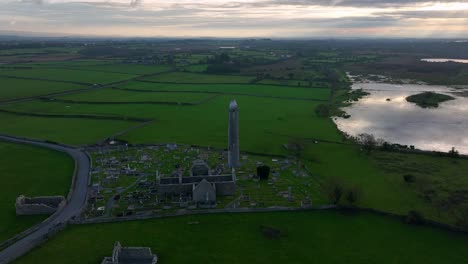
421, 58, 468, 64
334, 82, 468, 154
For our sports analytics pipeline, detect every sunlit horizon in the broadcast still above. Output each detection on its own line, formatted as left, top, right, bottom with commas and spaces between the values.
1, 0, 468, 38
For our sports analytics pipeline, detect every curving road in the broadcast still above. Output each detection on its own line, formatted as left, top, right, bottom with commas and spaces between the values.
0, 135, 90, 264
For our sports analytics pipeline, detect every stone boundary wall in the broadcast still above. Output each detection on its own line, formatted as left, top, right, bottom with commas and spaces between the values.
80, 205, 468, 236
81, 205, 337, 224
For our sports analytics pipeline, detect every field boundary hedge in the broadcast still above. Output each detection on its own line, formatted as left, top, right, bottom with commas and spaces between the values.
112, 87, 327, 102
0, 109, 150, 122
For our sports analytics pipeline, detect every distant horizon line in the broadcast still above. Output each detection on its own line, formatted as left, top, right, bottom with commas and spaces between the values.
0, 31, 467, 42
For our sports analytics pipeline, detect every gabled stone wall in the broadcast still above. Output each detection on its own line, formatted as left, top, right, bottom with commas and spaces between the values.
15, 195, 66, 215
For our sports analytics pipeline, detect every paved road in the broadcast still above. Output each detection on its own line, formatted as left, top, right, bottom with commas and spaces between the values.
0, 135, 90, 264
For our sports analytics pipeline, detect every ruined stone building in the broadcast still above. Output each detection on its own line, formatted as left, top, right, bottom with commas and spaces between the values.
192, 179, 217, 208
15, 195, 66, 215
157, 160, 236, 207
101, 241, 158, 264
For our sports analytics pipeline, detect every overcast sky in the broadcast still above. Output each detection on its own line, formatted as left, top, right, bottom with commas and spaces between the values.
1, 0, 468, 38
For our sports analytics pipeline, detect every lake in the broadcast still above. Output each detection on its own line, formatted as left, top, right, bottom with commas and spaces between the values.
334, 81, 468, 154
421, 58, 468, 64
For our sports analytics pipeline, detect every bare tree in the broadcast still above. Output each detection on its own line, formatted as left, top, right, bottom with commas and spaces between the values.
324, 177, 345, 205
358, 133, 377, 154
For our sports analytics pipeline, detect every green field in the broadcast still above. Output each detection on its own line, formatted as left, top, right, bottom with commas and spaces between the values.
58, 64, 172, 75
1, 42, 468, 264
0, 78, 86, 101
15, 211, 468, 264
119, 81, 331, 99
0, 68, 137, 85
55, 88, 215, 104
0, 141, 73, 243
0, 112, 138, 146
2, 95, 338, 151
141, 72, 255, 84
184, 64, 208, 72
257, 78, 313, 87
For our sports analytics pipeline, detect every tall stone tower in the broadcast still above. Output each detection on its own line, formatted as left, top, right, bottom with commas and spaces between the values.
228, 99, 239, 168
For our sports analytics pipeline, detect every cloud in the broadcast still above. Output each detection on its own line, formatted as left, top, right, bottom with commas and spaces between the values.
20, 0, 44, 4
2, 0, 468, 38
264, 0, 465, 7
130, 0, 142, 7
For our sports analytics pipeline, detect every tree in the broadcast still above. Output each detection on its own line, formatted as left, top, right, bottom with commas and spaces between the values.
358, 133, 378, 154
287, 139, 305, 161
324, 177, 344, 205
332, 185, 343, 204
346, 186, 361, 205
257, 165, 271, 180
405, 210, 425, 225
315, 104, 331, 117
448, 147, 459, 158
403, 174, 415, 183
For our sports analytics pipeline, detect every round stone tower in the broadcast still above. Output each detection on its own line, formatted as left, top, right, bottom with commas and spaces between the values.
228, 100, 239, 168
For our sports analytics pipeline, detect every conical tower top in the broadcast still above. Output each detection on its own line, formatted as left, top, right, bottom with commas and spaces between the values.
229, 100, 238, 111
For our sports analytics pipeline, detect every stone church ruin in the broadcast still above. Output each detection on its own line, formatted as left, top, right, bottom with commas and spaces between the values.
15, 195, 66, 215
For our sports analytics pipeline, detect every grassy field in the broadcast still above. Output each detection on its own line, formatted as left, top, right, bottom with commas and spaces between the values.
55, 88, 216, 104
0, 141, 73, 243
0, 78, 86, 101
0, 112, 138, 146
119, 81, 331, 99
184, 64, 208, 72
370, 151, 468, 226
58, 64, 172, 75
15, 211, 468, 264
0, 68, 137, 85
140, 72, 255, 84
2, 95, 339, 151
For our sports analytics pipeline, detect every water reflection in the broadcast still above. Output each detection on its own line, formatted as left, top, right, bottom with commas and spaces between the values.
334, 82, 468, 154
421, 58, 468, 64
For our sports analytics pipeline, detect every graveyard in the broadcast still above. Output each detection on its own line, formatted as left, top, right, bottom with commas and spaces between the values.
85, 143, 317, 219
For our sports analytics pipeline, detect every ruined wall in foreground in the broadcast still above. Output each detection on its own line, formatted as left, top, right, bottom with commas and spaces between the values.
15, 195, 66, 215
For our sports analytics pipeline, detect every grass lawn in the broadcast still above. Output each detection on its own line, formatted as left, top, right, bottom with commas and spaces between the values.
119, 81, 331, 99
0, 113, 138, 146
140, 72, 255, 84
0, 141, 74, 243
14, 210, 468, 264
0, 78, 86, 101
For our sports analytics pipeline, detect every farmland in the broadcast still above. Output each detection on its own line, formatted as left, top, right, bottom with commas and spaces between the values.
0, 78, 86, 101
0, 68, 137, 85
140, 72, 256, 84
15, 211, 468, 264
1, 39, 468, 263
0, 141, 73, 243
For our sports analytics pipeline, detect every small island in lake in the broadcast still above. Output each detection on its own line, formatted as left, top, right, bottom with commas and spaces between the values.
406, 92, 455, 108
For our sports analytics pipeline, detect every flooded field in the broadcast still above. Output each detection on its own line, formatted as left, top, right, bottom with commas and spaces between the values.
335, 81, 468, 154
